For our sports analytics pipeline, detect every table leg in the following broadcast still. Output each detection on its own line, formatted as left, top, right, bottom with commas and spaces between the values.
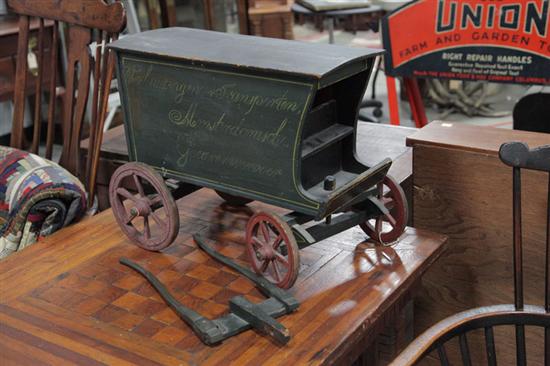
327, 17, 335, 44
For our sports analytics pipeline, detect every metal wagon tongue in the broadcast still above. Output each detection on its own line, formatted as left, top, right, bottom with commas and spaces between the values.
119, 234, 299, 346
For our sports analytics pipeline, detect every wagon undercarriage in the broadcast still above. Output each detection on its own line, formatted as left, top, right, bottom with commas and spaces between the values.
109, 162, 408, 289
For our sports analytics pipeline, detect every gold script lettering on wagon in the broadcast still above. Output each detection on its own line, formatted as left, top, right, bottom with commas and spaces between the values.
168, 104, 290, 149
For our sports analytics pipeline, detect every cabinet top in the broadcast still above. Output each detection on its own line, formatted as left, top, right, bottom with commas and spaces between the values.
407, 121, 550, 156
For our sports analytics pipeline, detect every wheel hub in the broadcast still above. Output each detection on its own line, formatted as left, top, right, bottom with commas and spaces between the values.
132, 197, 152, 216
256, 245, 275, 261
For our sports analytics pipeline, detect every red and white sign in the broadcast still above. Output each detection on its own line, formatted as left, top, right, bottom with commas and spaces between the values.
382, 0, 550, 85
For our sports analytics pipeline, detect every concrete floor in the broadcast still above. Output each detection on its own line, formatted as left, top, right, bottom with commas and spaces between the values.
293, 22, 548, 129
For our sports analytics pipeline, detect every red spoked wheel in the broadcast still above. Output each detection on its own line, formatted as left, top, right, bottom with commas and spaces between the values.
360, 175, 408, 244
215, 190, 252, 206
245, 211, 299, 289
109, 162, 179, 251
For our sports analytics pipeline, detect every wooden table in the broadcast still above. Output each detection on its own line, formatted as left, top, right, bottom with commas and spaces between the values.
291, 3, 383, 44
0, 188, 446, 365
83, 122, 415, 211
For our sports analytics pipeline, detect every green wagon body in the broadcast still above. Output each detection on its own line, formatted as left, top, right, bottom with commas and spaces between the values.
110, 28, 389, 220
108, 28, 407, 289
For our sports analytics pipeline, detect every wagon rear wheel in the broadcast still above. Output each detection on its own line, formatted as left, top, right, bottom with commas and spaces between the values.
109, 162, 179, 251
215, 190, 252, 206
245, 211, 299, 289
360, 175, 408, 244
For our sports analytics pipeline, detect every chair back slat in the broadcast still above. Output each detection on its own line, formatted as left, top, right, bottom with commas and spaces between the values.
437, 344, 450, 366
7, 0, 126, 33
89, 39, 118, 201
10, 15, 30, 150
546, 174, 550, 366
45, 20, 59, 160
546, 174, 550, 313
58, 25, 92, 176
516, 325, 526, 366
458, 334, 472, 366
87, 30, 105, 183
545, 327, 550, 365
484, 326, 497, 366
513, 167, 524, 310
31, 18, 45, 154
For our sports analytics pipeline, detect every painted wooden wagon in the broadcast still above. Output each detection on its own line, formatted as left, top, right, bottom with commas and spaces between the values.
108, 28, 408, 289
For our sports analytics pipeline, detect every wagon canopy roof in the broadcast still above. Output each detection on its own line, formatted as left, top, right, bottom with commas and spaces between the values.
109, 27, 381, 84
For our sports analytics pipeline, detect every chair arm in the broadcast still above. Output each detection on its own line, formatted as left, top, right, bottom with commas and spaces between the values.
390, 304, 549, 365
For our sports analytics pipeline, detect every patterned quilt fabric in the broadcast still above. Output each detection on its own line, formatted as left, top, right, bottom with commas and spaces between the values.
0, 146, 87, 259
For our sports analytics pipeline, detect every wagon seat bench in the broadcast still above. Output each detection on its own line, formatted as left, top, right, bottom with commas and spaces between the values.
106, 27, 408, 289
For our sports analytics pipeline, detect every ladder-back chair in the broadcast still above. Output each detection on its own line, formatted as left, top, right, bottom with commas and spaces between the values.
391, 141, 550, 365
8, 0, 126, 206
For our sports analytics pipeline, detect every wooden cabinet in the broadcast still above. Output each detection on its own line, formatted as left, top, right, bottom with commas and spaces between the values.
241, 0, 294, 39
408, 121, 550, 364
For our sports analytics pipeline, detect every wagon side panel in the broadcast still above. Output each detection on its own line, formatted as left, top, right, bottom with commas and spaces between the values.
116, 54, 319, 213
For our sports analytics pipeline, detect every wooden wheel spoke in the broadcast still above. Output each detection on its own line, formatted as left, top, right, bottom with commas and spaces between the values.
259, 222, 271, 243
274, 252, 289, 267
272, 235, 283, 249
260, 260, 269, 273
133, 174, 145, 197
125, 209, 137, 224
383, 212, 397, 227
125, 223, 139, 236
271, 261, 282, 281
252, 237, 265, 249
150, 195, 163, 206
381, 196, 394, 207
151, 212, 167, 229
143, 216, 151, 239
375, 217, 383, 233
116, 187, 138, 202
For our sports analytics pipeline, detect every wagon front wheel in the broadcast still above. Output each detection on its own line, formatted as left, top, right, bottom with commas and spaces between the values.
360, 175, 408, 244
245, 211, 299, 289
109, 162, 179, 251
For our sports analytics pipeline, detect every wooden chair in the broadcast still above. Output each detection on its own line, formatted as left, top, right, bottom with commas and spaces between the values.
391, 141, 550, 365
8, 0, 126, 207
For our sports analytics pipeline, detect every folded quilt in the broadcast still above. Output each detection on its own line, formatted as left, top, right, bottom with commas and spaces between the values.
0, 146, 87, 259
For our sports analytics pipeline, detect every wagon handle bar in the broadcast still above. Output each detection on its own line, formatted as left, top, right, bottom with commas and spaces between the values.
193, 234, 299, 312
119, 257, 226, 345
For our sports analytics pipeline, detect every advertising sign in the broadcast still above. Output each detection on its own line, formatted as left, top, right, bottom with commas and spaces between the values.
382, 0, 550, 85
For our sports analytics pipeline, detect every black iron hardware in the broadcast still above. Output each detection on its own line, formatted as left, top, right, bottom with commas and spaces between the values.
119, 234, 299, 346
